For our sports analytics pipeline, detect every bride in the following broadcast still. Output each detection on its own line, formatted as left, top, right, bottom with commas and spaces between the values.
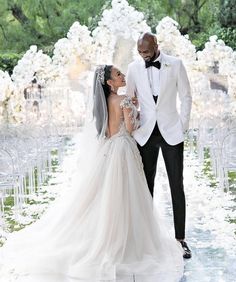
0, 65, 184, 282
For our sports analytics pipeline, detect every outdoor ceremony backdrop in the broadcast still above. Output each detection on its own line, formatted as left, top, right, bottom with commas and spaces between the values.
0, 0, 235, 73
0, 0, 236, 263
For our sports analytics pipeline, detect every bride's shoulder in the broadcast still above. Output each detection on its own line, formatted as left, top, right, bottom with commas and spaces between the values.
119, 95, 133, 109
109, 95, 133, 109
109, 94, 125, 103
108, 95, 125, 110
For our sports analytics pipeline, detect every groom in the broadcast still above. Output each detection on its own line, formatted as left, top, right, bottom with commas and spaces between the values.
126, 32, 192, 259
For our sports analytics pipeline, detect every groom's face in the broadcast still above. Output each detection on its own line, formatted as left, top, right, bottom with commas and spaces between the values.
137, 40, 157, 62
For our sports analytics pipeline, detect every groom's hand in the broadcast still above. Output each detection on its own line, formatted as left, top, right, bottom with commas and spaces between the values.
132, 97, 139, 107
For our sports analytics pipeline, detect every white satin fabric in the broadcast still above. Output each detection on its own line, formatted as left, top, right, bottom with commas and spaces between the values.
0, 121, 184, 282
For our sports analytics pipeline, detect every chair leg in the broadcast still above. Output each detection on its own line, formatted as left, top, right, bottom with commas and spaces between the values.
223, 168, 229, 192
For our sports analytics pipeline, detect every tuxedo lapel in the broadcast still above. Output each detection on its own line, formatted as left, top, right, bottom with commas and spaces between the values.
157, 54, 171, 106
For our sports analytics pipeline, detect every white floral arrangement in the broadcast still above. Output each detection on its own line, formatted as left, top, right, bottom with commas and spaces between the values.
0, 70, 14, 102
6, 86, 26, 124
0, 70, 15, 123
2, 2, 236, 126
92, 26, 116, 65
100, 0, 150, 40
197, 36, 236, 98
52, 22, 94, 68
0, 71, 26, 124
67, 22, 93, 61
155, 16, 196, 67
197, 35, 234, 72
6, 45, 64, 124
93, 0, 150, 65
11, 45, 58, 88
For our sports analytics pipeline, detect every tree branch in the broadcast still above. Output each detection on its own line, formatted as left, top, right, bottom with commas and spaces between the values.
8, 3, 44, 40
0, 23, 7, 41
182, 6, 196, 23
199, 0, 207, 10
10, 4, 29, 25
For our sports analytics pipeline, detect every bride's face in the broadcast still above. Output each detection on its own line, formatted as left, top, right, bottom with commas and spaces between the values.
109, 67, 126, 88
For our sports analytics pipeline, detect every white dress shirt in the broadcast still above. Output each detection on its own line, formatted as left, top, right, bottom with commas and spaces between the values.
147, 52, 162, 97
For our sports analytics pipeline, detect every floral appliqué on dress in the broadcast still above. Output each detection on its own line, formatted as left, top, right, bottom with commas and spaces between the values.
120, 96, 140, 130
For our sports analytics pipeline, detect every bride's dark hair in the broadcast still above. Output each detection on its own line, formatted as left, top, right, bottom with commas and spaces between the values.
102, 65, 113, 102
93, 64, 113, 138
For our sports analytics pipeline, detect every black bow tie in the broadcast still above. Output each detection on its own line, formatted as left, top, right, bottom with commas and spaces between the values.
145, 61, 161, 69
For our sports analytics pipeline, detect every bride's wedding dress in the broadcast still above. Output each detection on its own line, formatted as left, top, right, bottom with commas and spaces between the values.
0, 97, 184, 282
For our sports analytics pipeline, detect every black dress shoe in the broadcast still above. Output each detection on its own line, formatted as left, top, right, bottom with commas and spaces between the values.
180, 241, 192, 259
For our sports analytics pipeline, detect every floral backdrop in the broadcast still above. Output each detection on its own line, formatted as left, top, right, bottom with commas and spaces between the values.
0, 2, 236, 279
0, 0, 235, 128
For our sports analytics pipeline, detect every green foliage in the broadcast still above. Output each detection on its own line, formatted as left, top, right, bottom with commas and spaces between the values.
219, 0, 236, 27
190, 0, 236, 50
127, 0, 167, 32
0, 0, 107, 53
192, 32, 211, 51
128, 0, 228, 51
216, 27, 236, 49
0, 0, 235, 58
0, 53, 23, 73
192, 25, 236, 51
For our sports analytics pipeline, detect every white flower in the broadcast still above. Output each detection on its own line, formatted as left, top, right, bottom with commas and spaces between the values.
163, 62, 171, 67
0, 70, 14, 102
52, 22, 94, 69
155, 16, 196, 65
209, 35, 218, 42
12, 45, 54, 88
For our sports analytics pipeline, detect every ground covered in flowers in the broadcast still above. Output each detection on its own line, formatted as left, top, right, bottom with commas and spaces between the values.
157, 146, 236, 282
0, 137, 235, 281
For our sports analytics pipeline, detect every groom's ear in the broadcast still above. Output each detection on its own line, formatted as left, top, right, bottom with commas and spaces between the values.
153, 37, 159, 50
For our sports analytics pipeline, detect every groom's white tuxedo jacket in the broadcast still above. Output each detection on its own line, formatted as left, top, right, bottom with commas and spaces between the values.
126, 52, 192, 146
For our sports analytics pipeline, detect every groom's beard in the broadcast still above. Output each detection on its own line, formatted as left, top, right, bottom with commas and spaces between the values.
150, 52, 157, 62
144, 52, 157, 62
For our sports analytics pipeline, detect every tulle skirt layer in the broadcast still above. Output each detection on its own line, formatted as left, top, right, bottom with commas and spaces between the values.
0, 130, 184, 282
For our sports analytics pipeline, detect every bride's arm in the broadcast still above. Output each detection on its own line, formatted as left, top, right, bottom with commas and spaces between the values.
120, 96, 140, 133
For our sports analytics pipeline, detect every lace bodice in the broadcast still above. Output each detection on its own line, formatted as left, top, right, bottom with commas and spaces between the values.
120, 96, 140, 131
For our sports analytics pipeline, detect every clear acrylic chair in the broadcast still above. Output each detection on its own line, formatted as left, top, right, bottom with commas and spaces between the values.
197, 116, 221, 164
218, 131, 236, 191
0, 148, 23, 218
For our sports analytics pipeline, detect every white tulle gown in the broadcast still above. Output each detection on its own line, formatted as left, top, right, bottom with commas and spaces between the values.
0, 97, 184, 282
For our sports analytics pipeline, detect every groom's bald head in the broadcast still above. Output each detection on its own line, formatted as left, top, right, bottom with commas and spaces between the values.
137, 32, 159, 62
138, 32, 157, 45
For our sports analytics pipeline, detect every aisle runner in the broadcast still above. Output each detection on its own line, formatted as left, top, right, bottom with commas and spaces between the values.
155, 150, 236, 282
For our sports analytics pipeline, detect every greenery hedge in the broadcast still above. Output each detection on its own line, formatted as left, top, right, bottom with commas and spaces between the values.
0, 53, 23, 74
217, 27, 236, 50
192, 26, 236, 51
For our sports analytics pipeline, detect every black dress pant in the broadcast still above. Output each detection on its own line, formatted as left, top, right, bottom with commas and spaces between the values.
138, 122, 186, 240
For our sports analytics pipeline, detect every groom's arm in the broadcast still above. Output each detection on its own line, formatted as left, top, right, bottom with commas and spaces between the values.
126, 64, 137, 98
177, 60, 192, 132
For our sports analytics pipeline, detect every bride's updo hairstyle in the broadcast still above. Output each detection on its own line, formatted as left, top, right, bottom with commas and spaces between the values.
102, 65, 113, 102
